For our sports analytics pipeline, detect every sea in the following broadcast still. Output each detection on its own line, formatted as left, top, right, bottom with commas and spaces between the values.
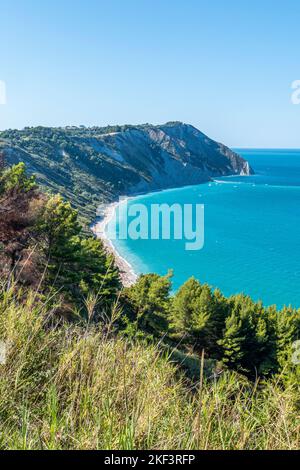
106, 149, 300, 309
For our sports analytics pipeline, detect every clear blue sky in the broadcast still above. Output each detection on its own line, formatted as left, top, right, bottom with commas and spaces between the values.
1, 0, 300, 147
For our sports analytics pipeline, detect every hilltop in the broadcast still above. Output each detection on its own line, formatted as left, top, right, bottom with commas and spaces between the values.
0, 122, 253, 224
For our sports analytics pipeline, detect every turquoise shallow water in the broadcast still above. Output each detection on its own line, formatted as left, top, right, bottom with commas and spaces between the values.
107, 150, 300, 308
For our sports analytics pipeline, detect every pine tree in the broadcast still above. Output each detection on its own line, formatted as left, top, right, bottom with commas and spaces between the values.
170, 277, 202, 338
275, 306, 300, 380
35, 194, 120, 313
123, 272, 172, 337
218, 308, 246, 370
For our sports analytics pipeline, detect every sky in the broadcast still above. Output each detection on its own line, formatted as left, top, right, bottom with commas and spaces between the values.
0, 0, 300, 147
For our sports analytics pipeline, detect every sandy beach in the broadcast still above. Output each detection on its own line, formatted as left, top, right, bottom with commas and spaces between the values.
92, 199, 138, 287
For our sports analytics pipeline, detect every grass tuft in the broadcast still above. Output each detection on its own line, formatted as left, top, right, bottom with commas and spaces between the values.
0, 287, 299, 450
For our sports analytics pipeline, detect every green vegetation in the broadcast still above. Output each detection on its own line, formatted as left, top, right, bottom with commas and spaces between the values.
124, 274, 300, 382
0, 125, 157, 225
0, 160, 299, 450
0, 161, 120, 318
0, 161, 36, 194
0, 285, 299, 450
0, 126, 129, 225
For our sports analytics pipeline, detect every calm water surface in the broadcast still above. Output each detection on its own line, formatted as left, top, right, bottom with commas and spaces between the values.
107, 149, 300, 308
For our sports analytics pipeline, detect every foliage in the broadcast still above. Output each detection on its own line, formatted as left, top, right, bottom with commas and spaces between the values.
1, 161, 300, 379
0, 161, 43, 281
0, 286, 299, 450
1, 160, 300, 449
0, 163, 120, 318
0, 162, 36, 195
167, 278, 300, 379
121, 272, 172, 338
0, 126, 146, 226
170, 278, 228, 355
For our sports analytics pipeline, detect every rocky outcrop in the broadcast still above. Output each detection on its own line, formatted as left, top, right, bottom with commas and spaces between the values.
92, 126, 204, 193
83, 121, 253, 193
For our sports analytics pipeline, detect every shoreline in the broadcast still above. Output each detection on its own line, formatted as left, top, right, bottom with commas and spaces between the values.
91, 184, 200, 288
91, 174, 251, 288
91, 199, 138, 287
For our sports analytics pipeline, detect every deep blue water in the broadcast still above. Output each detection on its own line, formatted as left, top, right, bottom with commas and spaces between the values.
107, 149, 300, 309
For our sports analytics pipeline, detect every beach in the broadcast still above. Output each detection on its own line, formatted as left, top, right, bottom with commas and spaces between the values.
92, 199, 138, 287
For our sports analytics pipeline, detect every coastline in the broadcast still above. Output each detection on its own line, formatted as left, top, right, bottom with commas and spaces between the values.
91, 173, 251, 288
90, 183, 196, 287
91, 184, 202, 288
92, 199, 138, 288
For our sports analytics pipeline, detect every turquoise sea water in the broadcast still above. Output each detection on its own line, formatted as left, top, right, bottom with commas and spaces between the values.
107, 150, 300, 308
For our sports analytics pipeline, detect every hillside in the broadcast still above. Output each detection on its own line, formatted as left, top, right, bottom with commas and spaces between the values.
0, 122, 253, 224
0, 155, 299, 451
0, 288, 299, 450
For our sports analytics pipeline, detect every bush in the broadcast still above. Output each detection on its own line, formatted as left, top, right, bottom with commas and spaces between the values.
0, 286, 299, 450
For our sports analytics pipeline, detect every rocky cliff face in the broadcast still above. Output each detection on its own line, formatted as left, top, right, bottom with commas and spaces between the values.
0, 122, 253, 220
101, 122, 253, 192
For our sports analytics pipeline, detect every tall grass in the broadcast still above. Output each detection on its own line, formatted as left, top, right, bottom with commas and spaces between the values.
0, 286, 299, 450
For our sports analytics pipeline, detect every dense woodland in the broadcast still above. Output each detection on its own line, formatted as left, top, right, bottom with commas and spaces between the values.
0, 157, 299, 449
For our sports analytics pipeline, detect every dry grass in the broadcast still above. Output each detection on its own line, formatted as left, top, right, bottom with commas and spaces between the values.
0, 286, 299, 450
